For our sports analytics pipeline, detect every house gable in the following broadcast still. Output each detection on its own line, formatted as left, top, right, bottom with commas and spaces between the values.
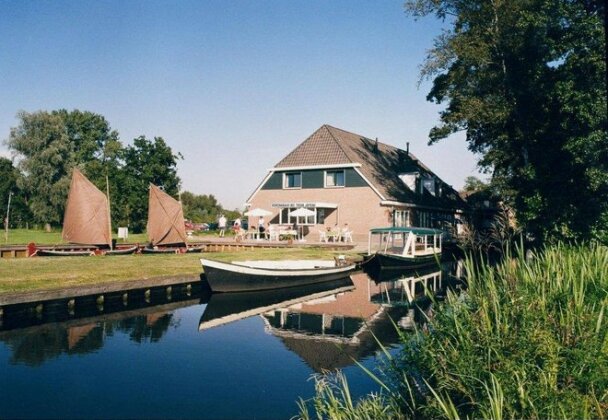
261, 168, 368, 190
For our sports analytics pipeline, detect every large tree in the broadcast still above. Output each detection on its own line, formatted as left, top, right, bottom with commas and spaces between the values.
6, 110, 121, 226
117, 136, 182, 232
0, 157, 30, 229
406, 0, 607, 242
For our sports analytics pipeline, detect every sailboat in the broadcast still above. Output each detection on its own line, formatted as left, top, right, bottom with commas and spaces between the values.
36, 168, 137, 256
143, 184, 190, 253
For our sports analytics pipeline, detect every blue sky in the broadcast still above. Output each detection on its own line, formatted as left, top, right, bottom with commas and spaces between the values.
0, 0, 482, 209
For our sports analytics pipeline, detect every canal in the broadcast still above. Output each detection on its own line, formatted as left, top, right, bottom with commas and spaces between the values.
0, 262, 462, 419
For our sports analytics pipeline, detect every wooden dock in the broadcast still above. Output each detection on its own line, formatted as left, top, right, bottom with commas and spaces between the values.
0, 239, 355, 259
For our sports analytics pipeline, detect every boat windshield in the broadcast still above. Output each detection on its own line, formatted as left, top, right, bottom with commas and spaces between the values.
367, 227, 442, 257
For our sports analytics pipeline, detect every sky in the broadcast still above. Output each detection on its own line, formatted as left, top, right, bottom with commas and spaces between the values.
0, 0, 483, 210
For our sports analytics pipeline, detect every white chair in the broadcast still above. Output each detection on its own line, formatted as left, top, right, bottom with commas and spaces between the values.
318, 230, 328, 243
268, 226, 280, 241
342, 230, 353, 242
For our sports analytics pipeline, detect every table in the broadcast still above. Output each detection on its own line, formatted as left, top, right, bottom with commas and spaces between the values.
326, 231, 341, 242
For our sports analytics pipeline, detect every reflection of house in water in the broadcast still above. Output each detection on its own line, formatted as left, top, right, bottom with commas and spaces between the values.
262, 273, 411, 372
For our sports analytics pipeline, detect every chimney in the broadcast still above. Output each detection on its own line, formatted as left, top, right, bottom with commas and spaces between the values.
374, 137, 378, 152
406, 142, 410, 154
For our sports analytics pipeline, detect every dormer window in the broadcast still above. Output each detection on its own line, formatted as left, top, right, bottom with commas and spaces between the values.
283, 172, 302, 189
399, 172, 418, 192
423, 178, 436, 196
325, 170, 345, 187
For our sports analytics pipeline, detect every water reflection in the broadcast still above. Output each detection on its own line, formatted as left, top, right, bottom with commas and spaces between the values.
0, 262, 463, 369
0, 283, 204, 366
199, 260, 462, 372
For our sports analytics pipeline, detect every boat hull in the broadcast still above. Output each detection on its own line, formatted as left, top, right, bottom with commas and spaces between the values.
366, 252, 441, 270
36, 249, 95, 257
105, 246, 139, 255
200, 259, 356, 292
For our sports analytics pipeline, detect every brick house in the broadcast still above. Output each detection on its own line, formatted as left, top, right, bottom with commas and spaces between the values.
246, 125, 467, 242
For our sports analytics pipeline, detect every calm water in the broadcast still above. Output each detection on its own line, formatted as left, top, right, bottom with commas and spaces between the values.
0, 262, 461, 419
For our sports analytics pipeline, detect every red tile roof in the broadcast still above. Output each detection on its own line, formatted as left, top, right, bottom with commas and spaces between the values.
274, 125, 466, 210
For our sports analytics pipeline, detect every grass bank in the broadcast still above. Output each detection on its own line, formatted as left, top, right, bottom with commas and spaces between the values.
0, 247, 356, 294
300, 243, 608, 419
2, 229, 150, 246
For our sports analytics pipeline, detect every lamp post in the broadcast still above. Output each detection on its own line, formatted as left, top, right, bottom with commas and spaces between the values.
5, 191, 12, 243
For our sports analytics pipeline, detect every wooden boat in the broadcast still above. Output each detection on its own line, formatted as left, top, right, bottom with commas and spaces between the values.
141, 247, 181, 254
365, 227, 443, 270
35, 248, 96, 257
200, 258, 357, 292
104, 245, 139, 256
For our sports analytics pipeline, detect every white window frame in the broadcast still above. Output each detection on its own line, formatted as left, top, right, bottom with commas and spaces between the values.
279, 207, 316, 226
393, 210, 411, 227
283, 172, 302, 189
324, 170, 345, 188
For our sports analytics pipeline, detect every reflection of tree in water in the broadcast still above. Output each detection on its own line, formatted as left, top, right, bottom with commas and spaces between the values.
1, 311, 175, 366
114, 313, 174, 343
6, 324, 104, 367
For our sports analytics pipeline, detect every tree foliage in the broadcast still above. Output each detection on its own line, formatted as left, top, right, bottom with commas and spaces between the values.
0, 157, 30, 228
406, 0, 607, 242
181, 191, 242, 224
6, 110, 121, 226
462, 176, 489, 193
116, 136, 182, 233
4, 111, 184, 233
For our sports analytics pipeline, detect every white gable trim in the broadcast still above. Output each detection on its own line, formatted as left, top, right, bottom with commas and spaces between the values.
354, 167, 385, 200
246, 171, 274, 204
270, 163, 361, 171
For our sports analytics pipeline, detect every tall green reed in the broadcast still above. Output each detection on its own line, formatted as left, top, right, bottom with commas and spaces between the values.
298, 242, 608, 419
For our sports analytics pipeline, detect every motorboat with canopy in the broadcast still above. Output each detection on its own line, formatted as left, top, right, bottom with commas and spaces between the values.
365, 226, 443, 269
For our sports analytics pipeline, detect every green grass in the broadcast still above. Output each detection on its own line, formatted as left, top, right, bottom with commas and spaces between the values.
0, 247, 358, 294
299, 243, 608, 419
1, 228, 149, 246
2, 228, 247, 246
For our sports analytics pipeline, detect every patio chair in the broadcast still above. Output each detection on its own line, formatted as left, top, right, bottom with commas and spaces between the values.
234, 229, 247, 242
268, 226, 280, 241
318, 230, 328, 243
342, 230, 353, 243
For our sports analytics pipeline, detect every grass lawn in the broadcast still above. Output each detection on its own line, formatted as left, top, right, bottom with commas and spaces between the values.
2, 229, 228, 246
0, 247, 358, 294
2, 229, 149, 246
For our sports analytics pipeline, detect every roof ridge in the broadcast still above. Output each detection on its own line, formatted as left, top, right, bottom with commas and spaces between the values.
324, 125, 356, 164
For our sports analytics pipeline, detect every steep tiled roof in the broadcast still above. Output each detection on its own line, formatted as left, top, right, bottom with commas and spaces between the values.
274, 125, 467, 210
275, 125, 352, 167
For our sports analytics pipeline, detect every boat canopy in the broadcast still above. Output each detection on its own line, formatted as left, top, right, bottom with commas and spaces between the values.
369, 227, 443, 235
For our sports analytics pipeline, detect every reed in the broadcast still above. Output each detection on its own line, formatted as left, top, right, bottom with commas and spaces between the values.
298, 243, 608, 419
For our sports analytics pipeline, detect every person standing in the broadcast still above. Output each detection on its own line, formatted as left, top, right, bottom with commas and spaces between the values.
218, 214, 227, 237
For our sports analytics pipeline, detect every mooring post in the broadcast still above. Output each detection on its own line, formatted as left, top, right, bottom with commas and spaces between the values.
67, 299, 75, 314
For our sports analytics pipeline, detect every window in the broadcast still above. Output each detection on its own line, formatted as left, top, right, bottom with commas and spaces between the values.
279, 207, 316, 225
422, 177, 436, 196
393, 210, 410, 227
316, 208, 325, 225
283, 172, 302, 189
325, 170, 345, 187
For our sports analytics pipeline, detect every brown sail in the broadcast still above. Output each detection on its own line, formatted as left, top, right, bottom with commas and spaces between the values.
147, 184, 187, 246
62, 168, 112, 247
